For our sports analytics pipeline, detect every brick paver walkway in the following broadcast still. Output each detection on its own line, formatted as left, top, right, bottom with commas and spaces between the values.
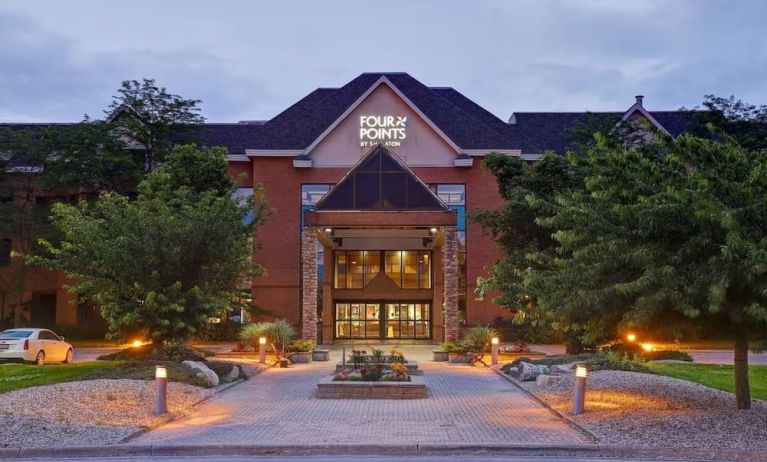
131, 361, 590, 446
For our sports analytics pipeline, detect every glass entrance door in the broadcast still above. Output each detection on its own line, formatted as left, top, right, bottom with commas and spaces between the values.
335, 302, 430, 339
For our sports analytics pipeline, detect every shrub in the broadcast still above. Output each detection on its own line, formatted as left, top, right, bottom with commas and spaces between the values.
197, 321, 242, 342
464, 325, 499, 353
97, 342, 209, 362
239, 322, 272, 350
440, 342, 468, 353
499, 340, 531, 353
586, 351, 650, 373
645, 349, 693, 362
491, 316, 563, 344
290, 339, 314, 352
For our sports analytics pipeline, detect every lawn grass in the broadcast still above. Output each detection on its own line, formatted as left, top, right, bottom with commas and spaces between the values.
0, 361, 121, 393
649, 362, 767, 400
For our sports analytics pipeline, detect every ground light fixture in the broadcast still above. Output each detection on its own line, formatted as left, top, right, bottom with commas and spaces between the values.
572, 365, 588, 416
258, 336, 267, 364
491, 337, 499, 365
626, 333, 637, 343
131, 340, 143, 348
155, 365, 168, 415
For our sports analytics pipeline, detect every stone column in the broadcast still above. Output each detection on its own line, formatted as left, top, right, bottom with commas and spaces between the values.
301, 225, 318, 342
442, 226, 459, 342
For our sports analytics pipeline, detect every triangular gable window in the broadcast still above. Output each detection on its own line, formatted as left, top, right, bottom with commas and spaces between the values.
315, 145, 447, 211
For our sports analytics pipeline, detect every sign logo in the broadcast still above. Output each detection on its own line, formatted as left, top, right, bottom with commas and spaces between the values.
359, 115, 407, 147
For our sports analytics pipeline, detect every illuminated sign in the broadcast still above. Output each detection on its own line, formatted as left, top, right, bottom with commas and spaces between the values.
359, 115, 407, 147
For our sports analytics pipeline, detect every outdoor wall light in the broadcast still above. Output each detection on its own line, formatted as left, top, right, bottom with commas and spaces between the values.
324, 228, 332, 234
491, 337, 499, 365
155, 365, 168, 415
259, 336, 267, 364
429, 227, 438, 234
572, 365, 588, 416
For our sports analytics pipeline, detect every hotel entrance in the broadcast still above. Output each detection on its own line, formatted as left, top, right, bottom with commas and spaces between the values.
334, 302, 431, 339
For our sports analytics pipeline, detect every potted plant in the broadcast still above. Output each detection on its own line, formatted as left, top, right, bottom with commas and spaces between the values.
442, 341, 471, 363
289, 339, 314, 363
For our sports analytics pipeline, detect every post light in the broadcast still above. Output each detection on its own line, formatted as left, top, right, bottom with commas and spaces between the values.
155, 365, 168, 415
491, 337, 499, 366
258, 336, 267, 364
342, 346, 346, 367
626, 333, 637, 343
572, 365, 588, 416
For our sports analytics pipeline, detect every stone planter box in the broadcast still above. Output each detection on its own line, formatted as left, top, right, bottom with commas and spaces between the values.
316, 375, 427, 399
432, 350, 449, 362
290, 352, 312, 363
448, 352, 471, 363
335, 361, 420, 375
312, 350, 330, 361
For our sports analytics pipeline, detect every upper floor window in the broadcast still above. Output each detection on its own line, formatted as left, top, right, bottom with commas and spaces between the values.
302, 184, 332, 206
385, 250, 431, 289
432, 184, 465, 205
334, 250, 380, 289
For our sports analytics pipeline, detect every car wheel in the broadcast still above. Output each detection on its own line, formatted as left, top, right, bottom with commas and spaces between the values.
35, 351, 45, 366
64, 349, 73, 364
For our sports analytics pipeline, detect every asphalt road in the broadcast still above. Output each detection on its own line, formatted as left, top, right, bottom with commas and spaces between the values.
0, 456, 719, 462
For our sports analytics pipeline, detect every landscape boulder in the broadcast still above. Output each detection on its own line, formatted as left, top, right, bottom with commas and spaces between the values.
517, 361, 550, 381
183, 360, 220, 387
224, 364, 241, 383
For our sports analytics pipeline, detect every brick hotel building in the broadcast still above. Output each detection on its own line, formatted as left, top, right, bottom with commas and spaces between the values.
0, 73, 692, 343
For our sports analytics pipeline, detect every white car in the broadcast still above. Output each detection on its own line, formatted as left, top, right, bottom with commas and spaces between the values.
0, 328, 74, 365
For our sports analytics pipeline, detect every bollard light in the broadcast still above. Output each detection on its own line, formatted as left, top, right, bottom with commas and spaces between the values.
342, 346, 346, 367
258, 336, 267, 364
572, 365, 587, 415
155, 365, 168, 415
491, 337, 499, 366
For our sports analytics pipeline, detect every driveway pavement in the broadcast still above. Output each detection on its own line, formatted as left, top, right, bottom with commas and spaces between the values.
132, 357, 591, 446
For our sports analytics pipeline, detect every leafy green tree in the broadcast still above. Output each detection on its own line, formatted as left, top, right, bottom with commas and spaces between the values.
474, 152, 586, 351
107, 79, 205, 172
28, 145, 269, 349
529, 134, 767, 409
685, 95, 767, 152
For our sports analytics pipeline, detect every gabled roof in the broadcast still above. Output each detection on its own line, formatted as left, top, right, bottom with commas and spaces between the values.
507, 110, 697, 154
243, 72, 517, 152
315, 144, 448, 211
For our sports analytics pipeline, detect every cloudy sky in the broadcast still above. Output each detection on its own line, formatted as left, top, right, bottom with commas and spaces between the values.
1, 0, 765, 122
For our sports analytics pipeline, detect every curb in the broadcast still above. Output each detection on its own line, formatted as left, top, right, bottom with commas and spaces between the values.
0, 443, 766, 461
491, 366, 598, 443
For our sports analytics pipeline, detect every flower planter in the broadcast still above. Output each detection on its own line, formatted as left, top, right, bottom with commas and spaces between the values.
290, 352, 313, 363
432, 350, 449, 362
279, 358, 289, 368
312, 349, 330, 361
317, 375, 427, 399
448, 352, 471, 363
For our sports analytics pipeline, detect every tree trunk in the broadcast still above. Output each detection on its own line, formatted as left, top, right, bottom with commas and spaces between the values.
734, 332, 751, 410
152, 339, 164, 355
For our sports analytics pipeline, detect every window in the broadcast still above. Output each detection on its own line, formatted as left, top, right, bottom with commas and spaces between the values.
233, 188, 254, 224
385, 303, 430, 339
384, 250, 431, 289
334, 250, 380, 289
335, 303, 380, 339
431, 184, 468, 320
0, 239, 10, 266
433, 184, 465, 205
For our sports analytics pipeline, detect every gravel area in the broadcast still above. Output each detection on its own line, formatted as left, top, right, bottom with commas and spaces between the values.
0, 379, 213, 448
520, 370, 767, 450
